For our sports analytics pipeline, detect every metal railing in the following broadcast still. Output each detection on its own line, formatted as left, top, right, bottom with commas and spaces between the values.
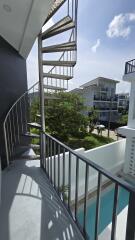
43, 0, 78, 93
42, 132, 135, 240
94, 96, 118, 102
3, 81, 40, 165
125, 59, 135, 74
3, 0, 78, 166
44, 30, 76, 92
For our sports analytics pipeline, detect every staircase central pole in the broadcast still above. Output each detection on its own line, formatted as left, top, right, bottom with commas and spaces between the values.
38, 32, 46, 168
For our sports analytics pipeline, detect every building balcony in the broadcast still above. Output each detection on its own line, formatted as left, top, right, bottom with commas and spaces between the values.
100, 87, 108, 92
125, 59, 135, 75
123, 59, 135, 81
94, 96, 118, 102
96, 109, 118, 112
94, 106, 118, 111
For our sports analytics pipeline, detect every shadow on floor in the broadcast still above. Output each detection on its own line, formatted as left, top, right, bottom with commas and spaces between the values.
0, 159, 83, 240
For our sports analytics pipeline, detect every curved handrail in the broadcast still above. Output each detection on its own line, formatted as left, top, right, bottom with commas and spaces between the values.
4, 81, 39, 125
3, 81, 39, 165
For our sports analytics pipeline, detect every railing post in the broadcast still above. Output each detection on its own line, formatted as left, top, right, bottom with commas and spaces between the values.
83, 163, 89, 236
68, 152, 71, 209
3, 124, 9, 166
75, 157, 79, 220
111, 183, 119, 240
38, 32, 46, 168
95, 172, 102, 240
125, 62, 127, 74
126, 191, 135, 240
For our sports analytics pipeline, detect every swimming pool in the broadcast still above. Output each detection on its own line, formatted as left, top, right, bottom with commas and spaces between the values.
78, 186, 129, 239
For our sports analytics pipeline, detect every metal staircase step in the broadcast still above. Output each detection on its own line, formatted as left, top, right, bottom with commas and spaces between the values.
44, 84, 66, 91
27, 122, 41, 130
42, 41, 76, 53
45, 0, 66, 23
42, 60, 76, 67
21, 154, 40, 160
29, 144, 40, 150
14, 146, 30, 158
42, 16, 75, 40
22, 132, 40, 138
36, 114, 41, 118
20, 144, 40, 151
43, 73, 72, 80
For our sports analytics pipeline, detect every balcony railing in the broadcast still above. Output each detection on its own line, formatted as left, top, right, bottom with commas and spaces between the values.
100, 87, 108, 92
94, 96, 118, 102
42, 132, 135, 240
94, 107, 118, 111
125, 59, 135, 74
93, 105, 118, 111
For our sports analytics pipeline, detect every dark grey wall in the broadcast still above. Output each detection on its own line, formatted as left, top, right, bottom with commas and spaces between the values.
0, 36, 28, 168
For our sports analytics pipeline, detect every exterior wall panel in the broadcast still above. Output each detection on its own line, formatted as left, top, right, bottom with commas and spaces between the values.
0, 36, 28, 168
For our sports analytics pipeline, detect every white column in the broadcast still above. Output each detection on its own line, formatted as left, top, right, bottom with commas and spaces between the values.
118, 76, 135, 178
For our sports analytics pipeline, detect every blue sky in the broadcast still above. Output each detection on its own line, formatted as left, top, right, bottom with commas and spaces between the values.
27, 0, 135, 93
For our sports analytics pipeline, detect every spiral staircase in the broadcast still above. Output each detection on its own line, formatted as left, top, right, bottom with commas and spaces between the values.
3, 3, 135, 239
3, 0, 78, 165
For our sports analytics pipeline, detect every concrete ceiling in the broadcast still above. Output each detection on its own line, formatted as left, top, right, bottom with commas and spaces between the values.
0, 0, 53, 58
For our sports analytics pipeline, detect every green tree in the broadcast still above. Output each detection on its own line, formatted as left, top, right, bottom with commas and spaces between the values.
118, 114, 128, 126
30, 97, 40, 122
45, 92, 88, 141
88, 107, 99, 132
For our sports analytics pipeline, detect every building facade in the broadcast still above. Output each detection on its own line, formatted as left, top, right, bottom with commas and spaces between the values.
71, 77, 120, 124
117, 93, 129, 112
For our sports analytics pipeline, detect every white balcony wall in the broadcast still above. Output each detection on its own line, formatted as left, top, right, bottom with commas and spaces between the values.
49, 140, 126, 201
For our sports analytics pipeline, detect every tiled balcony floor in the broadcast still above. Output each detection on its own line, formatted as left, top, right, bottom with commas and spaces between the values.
0, 159, 83, 240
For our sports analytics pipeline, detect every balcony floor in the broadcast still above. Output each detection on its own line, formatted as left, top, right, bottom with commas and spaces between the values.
0, 159, 83, 240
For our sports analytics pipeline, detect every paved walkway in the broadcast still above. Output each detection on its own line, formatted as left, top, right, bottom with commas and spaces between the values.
0, 159, 83, 240
92, 129, 122, 141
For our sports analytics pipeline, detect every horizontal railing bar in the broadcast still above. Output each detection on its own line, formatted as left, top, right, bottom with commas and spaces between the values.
126, 62, 135, 67
126, 59, 135, 64
43, 132, 135, 193
3, 81, 39, 125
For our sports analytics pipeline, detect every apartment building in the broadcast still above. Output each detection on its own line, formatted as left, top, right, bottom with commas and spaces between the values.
71, 77, 119, 124
117, 93, 129, 112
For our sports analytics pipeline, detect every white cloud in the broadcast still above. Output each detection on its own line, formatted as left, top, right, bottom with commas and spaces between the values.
106, 12, 135, 38
91, 38, 101, 53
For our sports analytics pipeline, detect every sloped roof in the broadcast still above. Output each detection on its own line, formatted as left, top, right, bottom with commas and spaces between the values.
80, 77, 120, 88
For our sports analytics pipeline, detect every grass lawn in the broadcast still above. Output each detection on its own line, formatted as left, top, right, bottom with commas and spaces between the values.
30, 128, 114, 151
65, 133, 114, 150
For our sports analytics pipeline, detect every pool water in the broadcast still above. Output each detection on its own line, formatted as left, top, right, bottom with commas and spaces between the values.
78, 186, 129, 239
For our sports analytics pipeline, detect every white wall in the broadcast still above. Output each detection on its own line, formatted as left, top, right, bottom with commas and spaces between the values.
48, 140, 126, 201
84, 139, 126, 173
